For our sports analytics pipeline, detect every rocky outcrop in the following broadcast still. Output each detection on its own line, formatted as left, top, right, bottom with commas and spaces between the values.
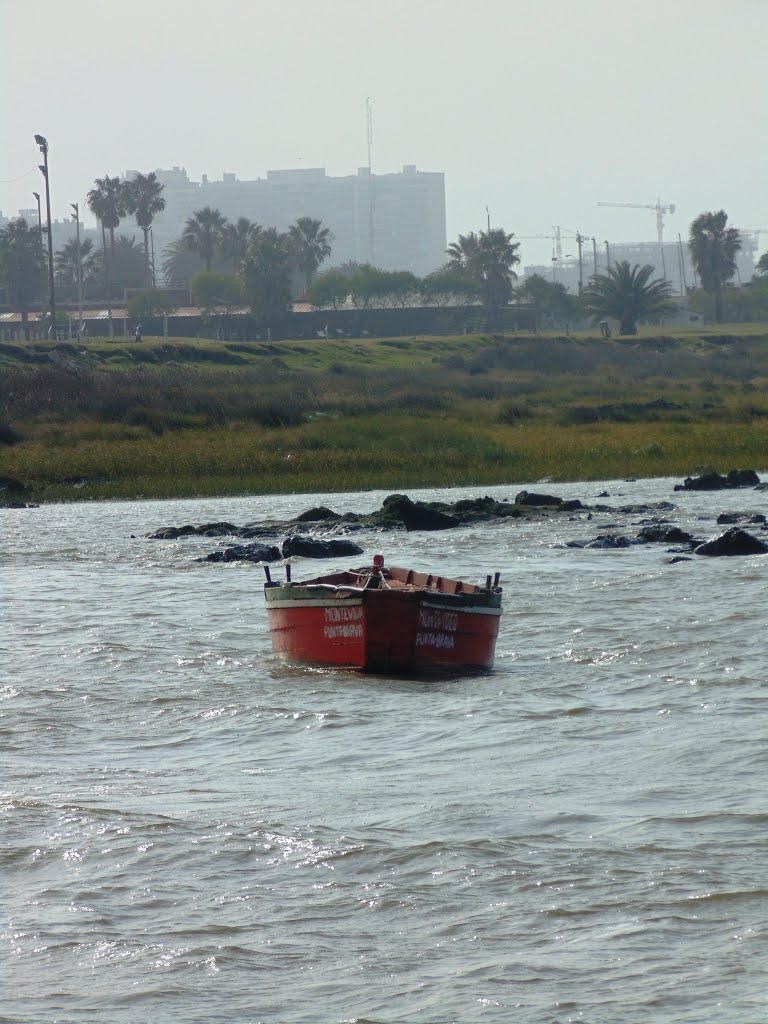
694, 527, 768, 557
198, 542, 281, 564
514, 490, 583, 511
281, 536, 364, 559
636, 525, 696, 545
716, 512, 766, 526
674, 469, 761, 491
378, 494, 461, 531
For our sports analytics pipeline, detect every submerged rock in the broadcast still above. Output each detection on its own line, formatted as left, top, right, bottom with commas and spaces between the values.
379, 494, 461, 531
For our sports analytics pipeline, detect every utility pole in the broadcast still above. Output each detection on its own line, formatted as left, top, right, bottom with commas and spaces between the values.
34, 134, 56, 336
71, 203, 83, 338
592, 236, 598, 277
576, 232, 585, 292
605, 240, 611, 269
366, 97, 375, 265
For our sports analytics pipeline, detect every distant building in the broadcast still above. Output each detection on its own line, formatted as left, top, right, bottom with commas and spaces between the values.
523, 235, 759, 296
134, 164, 447, 278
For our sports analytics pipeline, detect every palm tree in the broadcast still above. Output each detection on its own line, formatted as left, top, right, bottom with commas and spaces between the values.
241, 228, 291, 327
55, 237, 97, 295
0, 218, 44, 339
581, 261, 675, 335
87, 175, 127, 337
123, 171, 165, 286
446, 231, 482, 280
757, 252, 768, 277
447, 228, 520, 328
181, 207, 228, 272
221, 217, 260, 273
688, 211, 742, 323
287, 216, 333, 295
161, 237, 205, 289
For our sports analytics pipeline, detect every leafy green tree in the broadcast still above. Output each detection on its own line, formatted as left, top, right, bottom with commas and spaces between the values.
241, 228, 291, 327
448, 227, 520, 328
287, 216, 333, 295
124, 171, 166, 286
126, 289, 178, 321
347, 263, 380, 309
221, 217, 260, 273
0, 218, 44, 339
420, 265, 479, 306
54, 237, 97, 295
307, 270, 350, 310
755, 252, 768, 277
515, 273, 576, 329
581, 261, 675, 335
688, 211, 742, 323
190, 271, 244, 313
182, 207, 228, 272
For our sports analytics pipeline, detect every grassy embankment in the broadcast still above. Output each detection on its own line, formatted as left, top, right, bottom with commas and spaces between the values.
1, 325, 767, 502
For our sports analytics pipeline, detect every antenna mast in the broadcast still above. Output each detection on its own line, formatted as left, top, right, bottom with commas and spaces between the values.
366, 97, 375, 264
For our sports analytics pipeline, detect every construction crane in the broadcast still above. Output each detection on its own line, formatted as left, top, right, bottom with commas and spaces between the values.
516, 227, 564, 259
597, 199, 676, 245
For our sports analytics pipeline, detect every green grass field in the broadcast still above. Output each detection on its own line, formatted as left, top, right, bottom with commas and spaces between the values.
1, 328, 767, 502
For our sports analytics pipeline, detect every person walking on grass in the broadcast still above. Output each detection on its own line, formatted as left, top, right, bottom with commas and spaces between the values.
135, 324, 142, 343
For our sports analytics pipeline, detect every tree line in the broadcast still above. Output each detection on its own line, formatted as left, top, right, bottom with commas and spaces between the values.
0, 165, 764, 338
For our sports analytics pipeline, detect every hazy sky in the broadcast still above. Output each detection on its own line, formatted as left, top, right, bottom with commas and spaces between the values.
2, 0, 766, 267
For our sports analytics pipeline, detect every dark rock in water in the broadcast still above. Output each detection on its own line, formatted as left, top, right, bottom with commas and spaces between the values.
294, 506, 342, 522
199, 543, 281, 564
148, 524, 200, 539
716, 512, 766, 526
636, 525, 695, 544
585, 534, 632, 549
282, 535, 365, 559
726, 469, 761, 488
379, 494, 460, 531
668, 556, 692, 564
0, 475, 33, 506
597, 491, 610, 498
674, 469, 761, 491
694, 527, 768, 557
515, 490, 563, 506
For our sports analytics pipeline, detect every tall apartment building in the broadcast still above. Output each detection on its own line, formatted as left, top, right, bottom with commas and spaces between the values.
138, 164, 447, 277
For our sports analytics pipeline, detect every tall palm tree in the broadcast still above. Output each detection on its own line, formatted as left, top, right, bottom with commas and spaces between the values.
287, 216, 333, 294
0, 218, 45, 339
181, 207, 228, 272
87, 175, 126, 336
124, 171, 165, 286
221, 217, 260, 274
446, 231, 482, 280
241, 227, 291, 327
756, 252, 768, 277
688, 211, 742, 323
161, 237, 205, 289
55, 237, 96, 295
581, 261, 675, 335
447, 227, 520, 328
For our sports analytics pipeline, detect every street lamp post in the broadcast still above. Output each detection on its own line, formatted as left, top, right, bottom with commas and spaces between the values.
34, 134, 56, 336
71, 203, 83, 338
32, 191, 46, 304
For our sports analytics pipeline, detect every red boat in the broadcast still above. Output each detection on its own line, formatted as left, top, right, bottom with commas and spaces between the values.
264, 555, 503, 673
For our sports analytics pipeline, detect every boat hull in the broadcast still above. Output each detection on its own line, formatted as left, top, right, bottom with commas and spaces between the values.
266, 586, 501, 673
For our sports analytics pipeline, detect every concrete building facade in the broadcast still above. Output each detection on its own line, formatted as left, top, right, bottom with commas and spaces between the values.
139, 164, 447, 278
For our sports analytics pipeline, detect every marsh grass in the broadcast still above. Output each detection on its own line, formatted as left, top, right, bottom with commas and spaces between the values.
2, 330, 767, 500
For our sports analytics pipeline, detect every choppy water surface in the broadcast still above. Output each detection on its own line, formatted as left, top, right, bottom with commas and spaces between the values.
3, 478, 767, 1023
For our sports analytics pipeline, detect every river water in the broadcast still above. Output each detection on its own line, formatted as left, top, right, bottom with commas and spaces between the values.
3, 478, 767, 1023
